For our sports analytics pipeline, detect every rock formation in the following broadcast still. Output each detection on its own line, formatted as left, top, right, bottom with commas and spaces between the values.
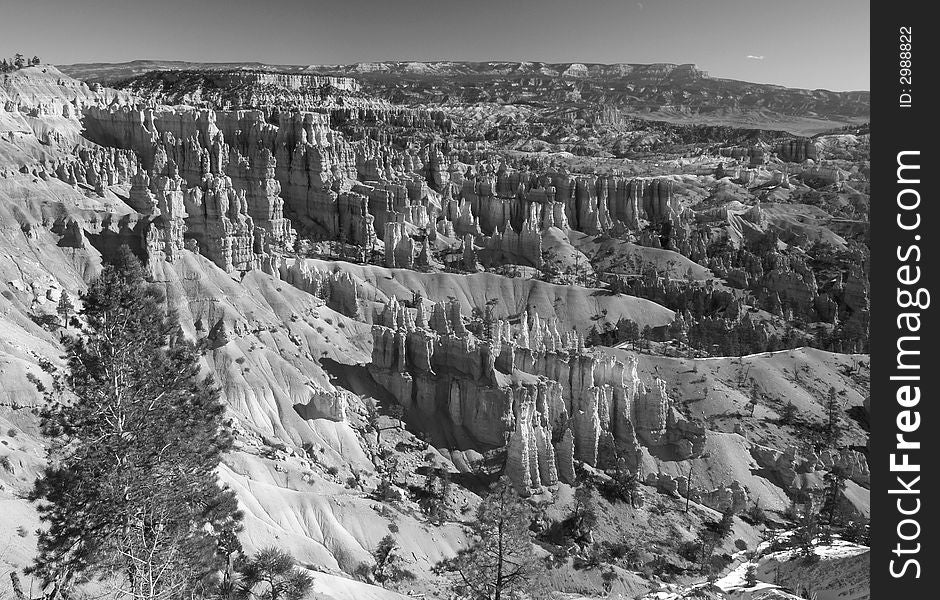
369, 298, 705, 493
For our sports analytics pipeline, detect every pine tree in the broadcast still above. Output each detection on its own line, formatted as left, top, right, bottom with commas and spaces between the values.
420, 467, 451, 523
780, 400, 798, 425
388, 403, 405, 430
696, 509, 735, 568
371, 535, 397, 583
744, 564, 758, 587
792, 502, 819, 558
366, 534, 414, 585
56, 291, 74, 326
820, 467, 848, 537
824, 386, 843, 449
569, 486, 598, 546
748, 379, 761, 417
435, 481, 544, 600
364, 398, 397, 445
717, 509, 735, 539
28, 247, 242, 598
598, 463, 640, 508
235, 547, 312, 600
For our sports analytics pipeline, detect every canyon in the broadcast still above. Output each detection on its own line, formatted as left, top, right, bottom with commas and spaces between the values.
0, 61, 870, 600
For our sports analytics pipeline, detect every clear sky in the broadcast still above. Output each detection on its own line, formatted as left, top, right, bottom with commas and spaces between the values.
1, 0, 870, 91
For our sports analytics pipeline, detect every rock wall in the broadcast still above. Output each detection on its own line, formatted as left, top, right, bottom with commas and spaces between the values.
775, 138, 818, 163
183, 174, 262, 272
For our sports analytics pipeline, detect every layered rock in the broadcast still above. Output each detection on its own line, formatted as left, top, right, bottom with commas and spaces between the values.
750, 445, 871, 494
647, 473, 749, 514
277, 258, 362, 319
369, 298, 705, 492
227, 147, 296, 250
295, 390, 349, 422
775, 138, 818, 163
479, 219, 542, 268
183, 174, 261, 272
145, 160, 188, 264
77, 102, 701, 278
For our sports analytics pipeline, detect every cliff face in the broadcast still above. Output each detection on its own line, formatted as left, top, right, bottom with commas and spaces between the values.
369, 297, 705, 493
113, 69, 360, 109
301, 61, 869, 127
74, 102, 696, 278
18, 75, 749, 300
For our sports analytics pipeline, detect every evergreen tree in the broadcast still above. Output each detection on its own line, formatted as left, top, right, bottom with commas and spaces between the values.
792, 503, 819, 558
56, 291, 74, 326
748, 380, 761, 417
29, 247, 242, 599
696, 509, 735, 568
366, 534, 415, 585
717, 509, 735, 539
363, 398, 397, 445
435, 480, 544, 600
235, 547, 312, 600
744, 564, 758, 587
779, 400, 798, 426
388, 404, 405, 429
824, 386, 843, 449
420, 467, 451, 523
216, 529, 244, 599
14, 53, 25, 68
820, 467, 848, 537
569, 486, 598, 546
598, 463, 641, 508
373, 455, 401, 501
371, 535, 397, 583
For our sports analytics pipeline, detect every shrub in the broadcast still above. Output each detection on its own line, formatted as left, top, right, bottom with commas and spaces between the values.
841, 519, 870, 545
744, 564, 758, 587
744, 502, 766, 525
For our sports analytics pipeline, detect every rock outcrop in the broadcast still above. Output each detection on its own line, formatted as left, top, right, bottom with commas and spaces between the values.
369, 298, 705, 493
750, 444, 871, 494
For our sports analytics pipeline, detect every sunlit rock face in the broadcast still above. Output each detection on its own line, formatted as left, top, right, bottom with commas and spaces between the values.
369, 298, 705, 493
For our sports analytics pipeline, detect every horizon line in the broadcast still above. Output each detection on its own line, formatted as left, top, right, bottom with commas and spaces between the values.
52, 58, 872, 93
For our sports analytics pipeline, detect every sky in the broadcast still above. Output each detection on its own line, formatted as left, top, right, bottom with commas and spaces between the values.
1, 0, 870, 91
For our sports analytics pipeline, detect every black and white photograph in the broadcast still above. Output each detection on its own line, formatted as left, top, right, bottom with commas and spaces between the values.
0, 1, 915, 599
